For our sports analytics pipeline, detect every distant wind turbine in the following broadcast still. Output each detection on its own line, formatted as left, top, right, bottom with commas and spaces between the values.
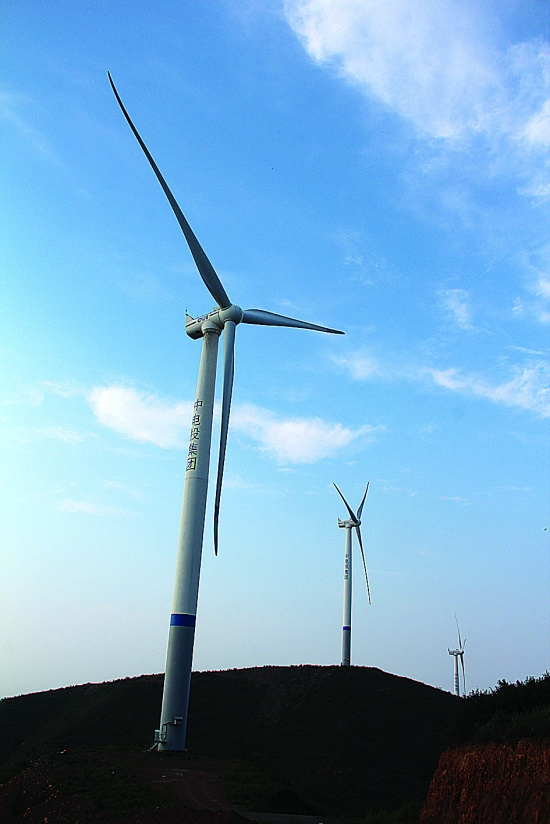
333, 482, 371, 666
448, 616, 466, 697
109, 74, 344, 751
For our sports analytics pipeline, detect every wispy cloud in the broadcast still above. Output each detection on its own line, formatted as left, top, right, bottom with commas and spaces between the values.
331, 351, 383, 381
438, 288, 474, 330
283, 1, 549, 153
0, 90, 58, 160
439, 495, 471, 505
333, 348, 550, 418
40, 426, 89, 444
58, 499, 137, 517
40, 380, 86, 399
427, 361, 550, 417
103, 479, 144, 499
2, 383, 45, 408
335, 229, 398, 286
515, 272, 550, 325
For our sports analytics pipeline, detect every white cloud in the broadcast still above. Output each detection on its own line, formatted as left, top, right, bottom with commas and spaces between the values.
428, 361, 550, 417
283, 0, 549, 150
232, 402, 382, 463
333, 348, 550, 418
438, 288, 474, 330
87, 384, 378, 463
88, 386, 192, 448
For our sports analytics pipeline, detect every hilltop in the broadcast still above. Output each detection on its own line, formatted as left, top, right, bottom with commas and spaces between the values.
0, 665, 457, 819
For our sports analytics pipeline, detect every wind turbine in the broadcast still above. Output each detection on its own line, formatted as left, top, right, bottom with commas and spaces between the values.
333, 482, 371, 666
448, 616, 466, 697
108, 74, 344, 751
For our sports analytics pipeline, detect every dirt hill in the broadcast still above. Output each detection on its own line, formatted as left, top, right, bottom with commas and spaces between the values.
0, 665, 457, 818
419, 739, 550, 824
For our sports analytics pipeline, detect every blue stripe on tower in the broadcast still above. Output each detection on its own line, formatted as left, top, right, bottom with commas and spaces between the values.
343, 626, 351, 631
170, 613, 196, 627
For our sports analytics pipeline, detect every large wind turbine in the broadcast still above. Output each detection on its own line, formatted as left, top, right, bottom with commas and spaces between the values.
448, 617, 466, 697
109, 75, 344, 751
333, 483, 371, 666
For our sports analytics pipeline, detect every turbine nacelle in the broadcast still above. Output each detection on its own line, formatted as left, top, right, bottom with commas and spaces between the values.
185, 305, 244, 339
338, 517, 359, 529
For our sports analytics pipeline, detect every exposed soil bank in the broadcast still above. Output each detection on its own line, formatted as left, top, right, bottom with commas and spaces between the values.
420, 739, 550, 824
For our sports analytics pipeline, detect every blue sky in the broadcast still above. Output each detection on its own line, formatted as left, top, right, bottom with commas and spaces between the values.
1, 0, 549, 700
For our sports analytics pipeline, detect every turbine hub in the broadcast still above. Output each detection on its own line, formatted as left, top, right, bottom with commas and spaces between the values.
218, 304, 244, 326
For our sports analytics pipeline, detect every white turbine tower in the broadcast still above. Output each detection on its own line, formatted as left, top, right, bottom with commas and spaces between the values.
109, 75, 344, 751
333, 483, 371, 667
448, 617, 466, 697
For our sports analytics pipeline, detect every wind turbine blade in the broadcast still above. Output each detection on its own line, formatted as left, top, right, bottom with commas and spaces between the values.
333, 483, 357, 523
455, 615, 463, 649
357, 481, 370, 520
355, 525, 371, 604
460, 653, 466, 695
242, 309, 344, 335
108, 73, 231, 309
213, 320, 236, 555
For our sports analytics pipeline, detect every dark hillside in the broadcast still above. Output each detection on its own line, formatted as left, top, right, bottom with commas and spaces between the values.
186, 666, 457, 813
0, 675, 163, 770
0, 666, 457, 815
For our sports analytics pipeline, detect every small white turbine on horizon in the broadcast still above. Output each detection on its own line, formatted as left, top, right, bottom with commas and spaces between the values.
109, 74, 344, 751
334, 482, 371, 667
448, 617, 466, 697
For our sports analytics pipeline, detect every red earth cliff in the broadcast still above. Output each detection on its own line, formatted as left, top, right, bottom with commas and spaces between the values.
420, 739, 550, 824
